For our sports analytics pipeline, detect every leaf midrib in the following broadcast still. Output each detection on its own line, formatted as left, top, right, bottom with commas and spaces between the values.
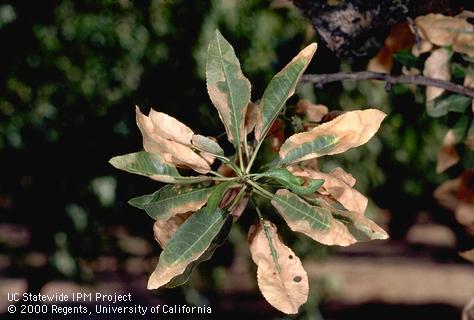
276, 195, 331, 229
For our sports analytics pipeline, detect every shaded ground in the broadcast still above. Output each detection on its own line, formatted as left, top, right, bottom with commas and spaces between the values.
0, 221, 473, 319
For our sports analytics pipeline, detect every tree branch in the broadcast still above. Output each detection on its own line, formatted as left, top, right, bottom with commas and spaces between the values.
301, 71, 474, 98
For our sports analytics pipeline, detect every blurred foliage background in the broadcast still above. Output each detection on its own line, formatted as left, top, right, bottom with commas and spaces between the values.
0, 0, 472, 319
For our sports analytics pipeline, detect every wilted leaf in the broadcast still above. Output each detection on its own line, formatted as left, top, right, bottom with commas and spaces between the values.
153, 212, 193, 248
423, 48, 451, 102
271, 189, 356, 246
248, 221, 308, 314
411, 39, 433, 57
279, 109, 386, 164
192, 134, 224, 157
416, 14, 473, 47
136, 107, 211, 173
142, 183, 214, 220
437, 130, 460, 173
291, 168, 368, 214
149, 109, 194, 145
329, 167, 356, 187
109, 152, 209, 184
206, 29, 251, 147
255, 43, 317, 141
296, 100, 328, 122
147, 206, 228, 289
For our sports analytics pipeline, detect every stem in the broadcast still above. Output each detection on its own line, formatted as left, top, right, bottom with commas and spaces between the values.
301, 71, 474, 98
245, 139, 262, 174
248, 179, 275, 200
209, 170, 225, 178
238, 145, 245, 173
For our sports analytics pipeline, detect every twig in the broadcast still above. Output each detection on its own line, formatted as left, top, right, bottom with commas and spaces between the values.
301, 71, 474, 98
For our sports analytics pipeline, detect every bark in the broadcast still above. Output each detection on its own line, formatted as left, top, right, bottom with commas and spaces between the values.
292, 0, 471, 58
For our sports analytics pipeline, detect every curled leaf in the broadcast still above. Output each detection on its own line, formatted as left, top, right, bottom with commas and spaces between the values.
296, 100, 329, 123
245, 101, 260, 135
416, 14, 473, 47
192, 134, 224, 156
149, 109, 194, 146
248, 221, 308, 314
136, 107, 211, 173
279, 109, 386, 164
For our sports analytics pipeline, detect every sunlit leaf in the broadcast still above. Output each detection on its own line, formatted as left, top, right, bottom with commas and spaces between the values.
142, 183, 214, 220
206, 29, 251, 147
271, 189, 355, 246
254, 43, 317, 141
148, 109, 194, 146
136, 107, 211, 173
147, 205, 228, 289
248, 220, 308, 314
416, 14, 473, 47
279, 109, 386, 164
459, 249, 474, 263
109, 151, 209, 184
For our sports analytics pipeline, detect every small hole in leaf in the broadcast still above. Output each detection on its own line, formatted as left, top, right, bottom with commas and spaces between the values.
293, 276, 302, 283
288, 255, 293, 259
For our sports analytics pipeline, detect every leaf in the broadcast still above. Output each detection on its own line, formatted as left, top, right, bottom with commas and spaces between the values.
423, 48, 451, 103
427, 94, 471, 118
290, 168, 368, 214
192, 134, 224, 156
459, 249, 474, 263
136, 107, 211, 173
271, 189, 355, 246
142, 183, 214, 220
245, 101, 260, 135
128, 194, 154, 209
261, 168, 324, 196
147, 206, 228, 289
248, 221, 308, 314
437, 129, 460, 173
153, 212, 193, 248
416, 14, 473, 47
279, 109, 386, 164
393, 50, 421, 69
329, 167, 356, 187
109, 151, 200, 184
206, 29, 251, 147
165, 215, 233, 288
254, 43, 317, 141
148, 109, 194, 146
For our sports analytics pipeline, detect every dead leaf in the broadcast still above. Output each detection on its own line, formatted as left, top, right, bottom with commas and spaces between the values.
149, 109, 194, 146
329, 167, 356, 187
153, 212, 193, 248
245, 102, 260, 135
453, 32, 474, 57
248, 221, 308, 314
423, 48, 451, 102
135, 107, 211, 173
368, 22, 415, 73
464, 67, 474, 113
296, 100, 329, 122
416, 14, 473, 47
230, 197, 248, 221
411, 39, 433, 57
436, 130, 460, 173
455, 202, 474, 235
279, 109, 386, 163
291, 168, 368, 214
459, 249, 474, 263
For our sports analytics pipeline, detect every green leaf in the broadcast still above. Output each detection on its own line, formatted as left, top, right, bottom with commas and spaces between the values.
165, 216, 232, 288
147, 205, 229, 289
279, 135, 338, 164
394, 50, 421, 69
109, 151, 211, 184
427, 94, 472, 117
192, 134, 224, 156
206, 29, 251, 147
451, 63, 466, 78
255, 43, 317, 141
142, 183, 214, 221
128, 194, 154, 209
261, 168, 324, 196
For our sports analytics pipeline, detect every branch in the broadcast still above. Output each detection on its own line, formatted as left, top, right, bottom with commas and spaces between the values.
301, 71, 474, 98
